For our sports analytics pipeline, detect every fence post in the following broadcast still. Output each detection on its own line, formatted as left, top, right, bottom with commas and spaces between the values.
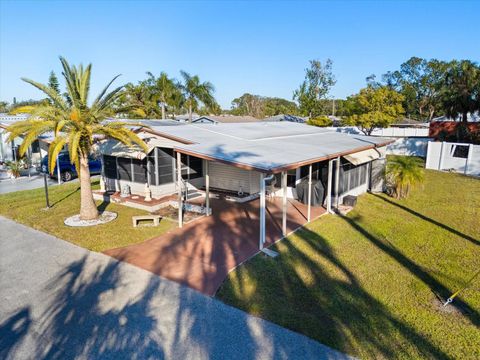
465, 144, 473, 175
438, 142, 446, 171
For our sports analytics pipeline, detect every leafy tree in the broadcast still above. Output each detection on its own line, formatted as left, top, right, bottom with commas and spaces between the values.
382, 57, 448, 120
7, 57, 147, 220
293, 59, 336, 117
179, 71, 217, 122
230, 93, 298, 117
441, 60, 480, 122
387, 156, 424, 199
343, 85, 404, 135
306, 116, 332, 127
0, 101, 9, 112
48, 71, 60, 95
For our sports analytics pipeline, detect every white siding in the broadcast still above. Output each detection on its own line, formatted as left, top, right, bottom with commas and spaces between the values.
208, 162, 261, 194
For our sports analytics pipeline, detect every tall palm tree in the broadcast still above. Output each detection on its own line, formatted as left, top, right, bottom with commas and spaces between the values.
179, 71, 216, 122
146, 71, 177, 119
387, 156, 424, 199
7, 57, 147, 220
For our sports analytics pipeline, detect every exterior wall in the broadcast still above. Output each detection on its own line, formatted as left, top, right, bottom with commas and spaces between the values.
386, 137, 430, 157
208, 161, 261, 194
426, 141, 480, 176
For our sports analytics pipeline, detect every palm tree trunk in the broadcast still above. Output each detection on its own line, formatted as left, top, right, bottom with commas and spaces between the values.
79, 154, 99, 220
189, 103, 193, 123
161, 104, 166, 119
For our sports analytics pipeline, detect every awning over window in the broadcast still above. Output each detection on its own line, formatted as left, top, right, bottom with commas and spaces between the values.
343, 148, 380, 166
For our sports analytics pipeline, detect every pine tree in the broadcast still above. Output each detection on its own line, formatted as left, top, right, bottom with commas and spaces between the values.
48, 71, 60, 95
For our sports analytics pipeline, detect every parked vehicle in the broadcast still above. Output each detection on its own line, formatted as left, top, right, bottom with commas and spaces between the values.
40, 152, 102, 181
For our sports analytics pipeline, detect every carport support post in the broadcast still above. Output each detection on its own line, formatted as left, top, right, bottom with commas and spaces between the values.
205, 160, 210, 216
327, 159, 333, 213
259, 173, 266, 250
335, 156, 340, 209
282, 171, 287, 236
307, 164, 312, 222
176, 152, 183, 228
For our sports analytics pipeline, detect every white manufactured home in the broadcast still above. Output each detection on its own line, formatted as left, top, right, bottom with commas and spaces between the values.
100, 121, 393, 248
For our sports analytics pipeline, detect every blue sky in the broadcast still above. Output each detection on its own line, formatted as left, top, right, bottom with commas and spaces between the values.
1, 0, 479, 109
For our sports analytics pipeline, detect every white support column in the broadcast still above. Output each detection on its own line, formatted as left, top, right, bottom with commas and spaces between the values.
259, 173, 266, 250
282, 171, 287, 236
335, 156, 340, 209
327, 159, 333, 213
176, 152, 183, 228
154, 147, 159, 186
205, 160, 210, 216
307, 164, 312, 222
56, 154, 61, 184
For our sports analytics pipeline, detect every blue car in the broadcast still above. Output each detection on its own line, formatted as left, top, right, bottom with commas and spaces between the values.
40, 151, 102, 182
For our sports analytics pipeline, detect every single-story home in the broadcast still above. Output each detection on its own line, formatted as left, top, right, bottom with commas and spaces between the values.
99, 121, 393, 249
0, 114, 50, 164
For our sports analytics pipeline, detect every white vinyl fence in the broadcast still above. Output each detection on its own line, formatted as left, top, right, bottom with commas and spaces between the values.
426, 141, 480, 176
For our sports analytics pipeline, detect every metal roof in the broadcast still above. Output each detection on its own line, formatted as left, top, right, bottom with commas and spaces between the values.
145, 122, 393, 173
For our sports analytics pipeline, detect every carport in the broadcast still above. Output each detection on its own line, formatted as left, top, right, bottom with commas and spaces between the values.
172, 124, 391, 252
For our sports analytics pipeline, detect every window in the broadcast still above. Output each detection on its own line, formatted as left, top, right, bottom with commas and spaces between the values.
132, 158, 147, 184
117, 157, 132, 181
452, 145, 469, 159
156, 148, 175, 185
103, 155, 117, 179
339, 161, 368, 194
180, 154, 203, 180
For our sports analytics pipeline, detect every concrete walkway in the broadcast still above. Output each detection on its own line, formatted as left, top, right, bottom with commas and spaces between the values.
105, 197, 326, 296
0, 216, 350, 360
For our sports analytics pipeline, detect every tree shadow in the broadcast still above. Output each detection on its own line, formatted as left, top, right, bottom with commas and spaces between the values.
220, 226, 452, 358
372, 193, 479, 246
341, 214, 480, 327
0, 308, 32, 360
49, 187, 80, 207
35, 256, 165, 359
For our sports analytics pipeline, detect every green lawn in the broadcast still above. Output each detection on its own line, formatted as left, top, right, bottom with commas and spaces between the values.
217, 169, 480, 359
0, 180, 174, 252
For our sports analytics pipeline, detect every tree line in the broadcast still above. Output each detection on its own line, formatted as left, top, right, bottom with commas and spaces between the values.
3, 57, 479, 131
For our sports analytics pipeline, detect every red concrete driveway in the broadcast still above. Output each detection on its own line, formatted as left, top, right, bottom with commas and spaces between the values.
104, 197, 325, 295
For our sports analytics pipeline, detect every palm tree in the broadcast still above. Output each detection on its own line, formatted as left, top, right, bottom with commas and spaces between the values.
7, 57, 147, 220
179, 71, 217, 122
146, 72, 177, 119
387, 156, 424, 199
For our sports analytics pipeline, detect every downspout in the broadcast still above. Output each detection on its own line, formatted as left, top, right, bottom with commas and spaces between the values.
259, 173, 275, 250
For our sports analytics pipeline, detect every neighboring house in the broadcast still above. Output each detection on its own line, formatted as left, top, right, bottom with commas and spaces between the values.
99, 121, 393, 248
263, 114, 308, 123
0, 114, 50, 164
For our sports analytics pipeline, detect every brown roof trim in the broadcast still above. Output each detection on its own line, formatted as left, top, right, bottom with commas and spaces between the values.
174, 138, 395, 174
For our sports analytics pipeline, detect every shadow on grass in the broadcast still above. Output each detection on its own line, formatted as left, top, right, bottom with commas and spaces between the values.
341, 214, 480, 328
219, 225, 452, 358
372, 194, 479, 246
49, 187, 80, 207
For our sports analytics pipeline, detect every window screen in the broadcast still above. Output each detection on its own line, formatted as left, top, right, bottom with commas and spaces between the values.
188, 156, 203, 179
339, 162, 368, 194
117, 157, 132, 181
156, 148, 174, 185
132, 158, 147, 184
103, 155, 117, 179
